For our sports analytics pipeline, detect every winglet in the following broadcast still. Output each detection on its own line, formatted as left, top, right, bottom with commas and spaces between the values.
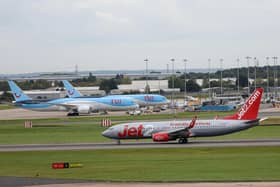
259, 117, 268, 122
189, 116, 197, 129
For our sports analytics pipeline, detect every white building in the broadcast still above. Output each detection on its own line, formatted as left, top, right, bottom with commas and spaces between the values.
116, 80, 169, 93
22, 90, 62, 100
73, 87, 105, 96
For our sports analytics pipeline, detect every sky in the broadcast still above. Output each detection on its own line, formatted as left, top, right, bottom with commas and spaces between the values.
0, 0, 280, 74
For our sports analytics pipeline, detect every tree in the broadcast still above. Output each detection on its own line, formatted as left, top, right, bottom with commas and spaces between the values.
0, 81, 9, 91
168, 76, 184, 91
115, 74, 131, 84
99, 78, 118, 94
88, 72, 96, 82
236, 74, 248, 87
0, 91, 13, 102
186, 79, 201, 92
210, 80, 220, 88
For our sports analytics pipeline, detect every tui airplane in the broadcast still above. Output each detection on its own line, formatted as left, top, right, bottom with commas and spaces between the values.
8, 80, 138, 116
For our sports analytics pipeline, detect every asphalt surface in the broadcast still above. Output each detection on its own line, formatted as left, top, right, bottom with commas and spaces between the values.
0, 139, 280, 152
1, 177, 280, 187
0, 108, 132, 120
0, 176, 89, 187
0, 106, 279, 120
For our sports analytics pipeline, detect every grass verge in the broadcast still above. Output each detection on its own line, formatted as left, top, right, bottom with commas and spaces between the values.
0, 104, 14, 110
0, 147, 279, 181
0, 120, 280, 144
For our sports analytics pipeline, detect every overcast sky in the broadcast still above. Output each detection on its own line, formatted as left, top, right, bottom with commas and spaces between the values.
0, 0, 280, 74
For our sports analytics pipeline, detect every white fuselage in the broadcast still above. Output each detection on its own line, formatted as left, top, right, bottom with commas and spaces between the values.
102, 119, 259, 140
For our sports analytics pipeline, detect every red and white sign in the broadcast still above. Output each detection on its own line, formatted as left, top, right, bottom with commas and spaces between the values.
101, 119, 112, 127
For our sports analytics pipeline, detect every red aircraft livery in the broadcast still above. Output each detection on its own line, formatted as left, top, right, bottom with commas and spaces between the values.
103, 88, 266, 144
118, 124, 144, 138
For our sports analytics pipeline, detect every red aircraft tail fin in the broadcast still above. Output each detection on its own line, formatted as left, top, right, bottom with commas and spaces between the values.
223, 87, 263, 120
189, 116, 197, 129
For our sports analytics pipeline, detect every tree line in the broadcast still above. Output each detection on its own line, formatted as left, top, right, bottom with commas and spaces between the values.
1, 65, 279, 96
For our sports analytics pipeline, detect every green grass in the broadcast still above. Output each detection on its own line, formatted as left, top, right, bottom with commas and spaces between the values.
0, 104, 14, 110
195, 125, 280, 140
0, 123, 109, 144
0, 147, 280, 181
0, 120, 280, 144
0, 111, 279, 144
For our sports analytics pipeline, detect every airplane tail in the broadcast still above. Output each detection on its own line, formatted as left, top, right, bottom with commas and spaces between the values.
223, 87, 263, 120
62, 80, 82, 98
7, 80, 32, 102
188, 116, 197, 129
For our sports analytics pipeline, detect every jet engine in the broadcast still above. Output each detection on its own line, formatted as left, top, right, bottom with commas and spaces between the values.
152, 132, 170, 142
77, 105, 91, 114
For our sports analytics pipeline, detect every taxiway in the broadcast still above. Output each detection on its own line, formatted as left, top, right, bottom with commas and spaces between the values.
0, 139, 280, 152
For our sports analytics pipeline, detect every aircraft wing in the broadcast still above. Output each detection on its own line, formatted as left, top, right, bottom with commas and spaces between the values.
52, 103, 93, 114
53, 103, 78, 110
157, 116, 197, 137
259, 117, 268, 122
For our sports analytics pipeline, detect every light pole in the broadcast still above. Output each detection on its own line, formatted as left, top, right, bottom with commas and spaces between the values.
144, 58, 149, 93
208, 58, 211, 99
183, 59, 187, 101
170, 58, 175, 107
254, 57, 257, 89
237, 58, 240, 94
266, 57, 270, 98
220, 58, 223, 95
272, 56, 278, 98
158, 79, 161, 94
245, 56, 251, 95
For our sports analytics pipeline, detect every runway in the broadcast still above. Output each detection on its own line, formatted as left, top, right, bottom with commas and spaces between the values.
0, 108, 279, 121
1, 139, 280, 152
0, 108, 131, 120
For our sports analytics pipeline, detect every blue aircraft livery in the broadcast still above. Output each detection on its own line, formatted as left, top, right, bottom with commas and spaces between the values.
62, 80, 169, 107
8, 80, 139, 115
62, 80, 82, 98
7, 80, 32, 102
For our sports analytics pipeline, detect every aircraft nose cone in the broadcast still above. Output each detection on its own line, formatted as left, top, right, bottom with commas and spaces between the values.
102, 129, 110, 138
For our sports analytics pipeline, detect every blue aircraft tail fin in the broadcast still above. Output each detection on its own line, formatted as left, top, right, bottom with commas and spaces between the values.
7, 80, 32, 102
62, 80, 82, 98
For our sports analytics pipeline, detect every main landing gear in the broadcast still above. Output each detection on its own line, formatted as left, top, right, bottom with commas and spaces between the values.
178, 138, 188, 144
67, 112, 79, 116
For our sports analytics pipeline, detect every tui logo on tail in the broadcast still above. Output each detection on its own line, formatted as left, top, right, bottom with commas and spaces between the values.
68, 89, 75, 96
14, 92, 22, 98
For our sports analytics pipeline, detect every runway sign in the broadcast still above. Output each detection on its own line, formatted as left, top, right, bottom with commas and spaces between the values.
52, 162, 83, 169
